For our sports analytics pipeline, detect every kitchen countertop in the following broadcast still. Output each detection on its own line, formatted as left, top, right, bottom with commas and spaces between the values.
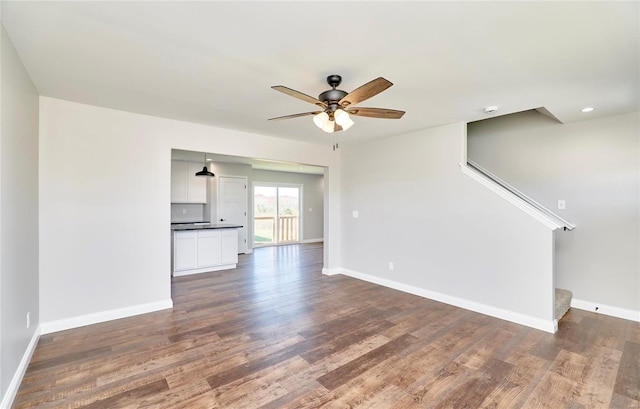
171, 222, 243, 231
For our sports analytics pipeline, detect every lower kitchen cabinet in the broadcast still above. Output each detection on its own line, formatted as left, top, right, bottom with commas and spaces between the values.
221, 229, 239, 265
173, 229, 239, 276
197, 230, 221, 267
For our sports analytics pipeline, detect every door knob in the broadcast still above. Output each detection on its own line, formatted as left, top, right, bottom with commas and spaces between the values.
220, 218, 225, 222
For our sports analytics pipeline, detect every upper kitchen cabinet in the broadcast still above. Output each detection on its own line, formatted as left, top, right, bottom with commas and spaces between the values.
171, 161, 207, 203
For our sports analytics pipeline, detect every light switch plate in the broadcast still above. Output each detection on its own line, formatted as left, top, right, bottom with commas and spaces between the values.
352, 210, 359, 218
558, 200, 566, 210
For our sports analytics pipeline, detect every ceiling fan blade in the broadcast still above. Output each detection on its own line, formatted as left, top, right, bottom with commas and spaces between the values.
268, 111, 322, 121
347, 107, 405, 119
272, 86, 327, 108
339, 77, 393, 107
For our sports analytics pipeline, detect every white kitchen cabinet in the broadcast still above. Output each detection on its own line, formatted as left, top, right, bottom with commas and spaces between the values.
174, 231, 198, 271
171, 161, 207, 203
196, 230, 222, 267
221, 229, 239, 265
173, 228, 239, 276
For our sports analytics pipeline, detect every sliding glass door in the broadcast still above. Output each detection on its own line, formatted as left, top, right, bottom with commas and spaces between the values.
254, 186, 277, 244
254, 184, 301, 245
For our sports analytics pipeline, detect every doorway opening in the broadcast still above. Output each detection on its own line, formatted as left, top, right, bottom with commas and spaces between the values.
253, 184, 302, 246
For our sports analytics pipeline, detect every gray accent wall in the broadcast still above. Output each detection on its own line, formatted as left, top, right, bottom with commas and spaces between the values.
1, 25, 39, 403
468, 110, 640, 313
340, 122, 555, 326
253, 169, 324, 242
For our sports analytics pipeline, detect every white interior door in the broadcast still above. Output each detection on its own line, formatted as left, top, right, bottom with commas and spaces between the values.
218, 176, 248, 253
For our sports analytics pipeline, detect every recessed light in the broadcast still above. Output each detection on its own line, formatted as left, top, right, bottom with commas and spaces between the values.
484, 106, 499, 114
581, 107, 594, 113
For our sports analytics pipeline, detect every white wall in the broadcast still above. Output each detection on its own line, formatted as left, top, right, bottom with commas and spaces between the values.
339, 122, 556, 331
253, 169, 324, 242
1, 25, 39, 404
468, 110, 640, 316
38, 97, 340, 329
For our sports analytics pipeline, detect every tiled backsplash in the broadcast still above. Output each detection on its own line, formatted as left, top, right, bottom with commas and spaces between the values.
171, 204, 206, 223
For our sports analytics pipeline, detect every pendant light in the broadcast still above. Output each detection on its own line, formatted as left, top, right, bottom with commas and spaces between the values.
195, 153, 215, 177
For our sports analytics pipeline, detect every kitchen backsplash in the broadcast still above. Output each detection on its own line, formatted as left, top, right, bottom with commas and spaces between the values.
171, 204, 206, 223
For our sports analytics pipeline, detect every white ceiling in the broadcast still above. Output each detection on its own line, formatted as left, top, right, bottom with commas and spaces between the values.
2, 1, 638, 148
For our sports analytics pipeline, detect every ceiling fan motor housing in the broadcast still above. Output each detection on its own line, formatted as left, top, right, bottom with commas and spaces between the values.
319, 74, 347, 112
319, 89, 347, 108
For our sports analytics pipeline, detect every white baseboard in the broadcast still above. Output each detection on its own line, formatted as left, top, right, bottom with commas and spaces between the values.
571, 298, 640, 323
173, 264, 237, 277
1, 326, 41, 409
301, 238, 324, 244
322, 267, 341, 276
255, 240, 322, 248
40, 299, 174, 335
334, 268, 557, 333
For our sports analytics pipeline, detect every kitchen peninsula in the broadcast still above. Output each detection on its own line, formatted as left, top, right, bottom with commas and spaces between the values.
171, 223, 243, 276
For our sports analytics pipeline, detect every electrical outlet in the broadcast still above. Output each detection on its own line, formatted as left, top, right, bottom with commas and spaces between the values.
182, 208, 187, 214
26, 312, 30, 329
388, 262, 394, 271
352, 210, 359, 218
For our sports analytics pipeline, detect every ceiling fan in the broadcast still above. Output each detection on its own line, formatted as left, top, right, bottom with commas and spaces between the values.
268, 75, 405, 133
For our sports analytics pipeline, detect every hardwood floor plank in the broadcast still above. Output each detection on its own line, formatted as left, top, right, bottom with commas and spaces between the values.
573, 346, 622, 409
25, 345, 113, 372
432, 358, 514, 409
256, 382, 326, 409
81, 378, 169, 409
549, 349, 590, 382
615, 341, 640, 401
12, 243, 640, 409
408, 360, 474, 406
205, 336, 313, 389
211, 356, 307, 408
609, 392, 640, 409
299, 318, 396, 363
316, 333, 418, 390
480, 352, 549, 408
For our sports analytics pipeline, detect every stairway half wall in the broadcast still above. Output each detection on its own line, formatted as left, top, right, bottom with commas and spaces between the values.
338, 122, 557, 332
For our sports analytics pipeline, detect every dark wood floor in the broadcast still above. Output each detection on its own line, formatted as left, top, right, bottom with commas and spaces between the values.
14, 243, 640, 408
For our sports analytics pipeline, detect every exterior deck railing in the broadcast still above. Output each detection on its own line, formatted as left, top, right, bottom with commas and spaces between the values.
254, 215, 299, 243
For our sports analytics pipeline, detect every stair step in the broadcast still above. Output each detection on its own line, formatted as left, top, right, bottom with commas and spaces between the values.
555, 288, 573, 320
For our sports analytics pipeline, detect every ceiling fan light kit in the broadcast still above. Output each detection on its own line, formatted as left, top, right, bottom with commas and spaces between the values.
334, 109, 354, 130
313, 112, 329, 129
322, 119, 335, 133
269, 74, 405, 134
